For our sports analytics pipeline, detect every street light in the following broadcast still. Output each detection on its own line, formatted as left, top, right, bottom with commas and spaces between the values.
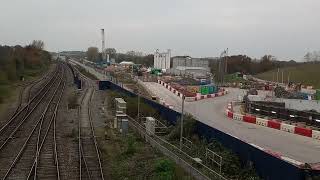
179, 94, 185, 150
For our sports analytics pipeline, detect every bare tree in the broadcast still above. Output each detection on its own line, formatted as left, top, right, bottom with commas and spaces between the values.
30, 40, 45, 50
304, 51, 320, 62
86, 47, 99, 62
105, 48, 117, 58
304, 52, 312, 62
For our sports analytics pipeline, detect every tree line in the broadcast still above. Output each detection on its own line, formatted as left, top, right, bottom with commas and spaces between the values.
0, 40, 51, 84
86, 47, 153, 67
211, 55, 298, 75
86, 46, 310, 75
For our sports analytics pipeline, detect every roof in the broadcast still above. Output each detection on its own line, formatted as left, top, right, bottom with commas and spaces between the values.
176, 66, 208, 71
119, 61, 134, 65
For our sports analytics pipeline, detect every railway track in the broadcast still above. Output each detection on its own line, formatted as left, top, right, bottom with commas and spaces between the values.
10, 66, 56, 118
0, 67, 59, 139
0, 64, 66, 179
77, 68, 104, 180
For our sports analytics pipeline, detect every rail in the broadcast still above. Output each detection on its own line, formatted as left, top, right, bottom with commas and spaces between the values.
0, 66, 59, 135
77, 67, 104, 180
1, 69, 64, 179
0, 67, 61, 151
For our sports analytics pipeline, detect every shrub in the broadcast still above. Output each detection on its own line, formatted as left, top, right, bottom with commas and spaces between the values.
155, 159, 175, 180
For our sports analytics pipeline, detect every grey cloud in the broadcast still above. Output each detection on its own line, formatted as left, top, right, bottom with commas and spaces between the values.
0, 0, 319, 60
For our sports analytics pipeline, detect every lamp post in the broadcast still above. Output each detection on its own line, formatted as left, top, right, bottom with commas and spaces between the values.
179, 95, 185, 150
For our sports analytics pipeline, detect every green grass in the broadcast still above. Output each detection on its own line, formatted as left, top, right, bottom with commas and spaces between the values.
255, 63, 320, 88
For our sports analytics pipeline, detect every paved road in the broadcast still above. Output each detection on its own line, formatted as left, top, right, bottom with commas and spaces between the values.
69, 59, 320, 164
143, 82, 320, 164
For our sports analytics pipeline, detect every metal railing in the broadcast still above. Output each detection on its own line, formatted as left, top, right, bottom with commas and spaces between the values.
125, 115, 227, 180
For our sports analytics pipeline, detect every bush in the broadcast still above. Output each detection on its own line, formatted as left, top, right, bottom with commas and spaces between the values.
167, 114, 196, 141
124, 135, 136, 156
155, 159, 175, 180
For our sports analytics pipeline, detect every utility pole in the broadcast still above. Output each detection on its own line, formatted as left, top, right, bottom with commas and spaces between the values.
219, 49, 228, 85
137, 84, 140, 121
277, 68, 279, 83
179, 95, 185, 150
272, 72, 274, 82
224, 48, 229, 74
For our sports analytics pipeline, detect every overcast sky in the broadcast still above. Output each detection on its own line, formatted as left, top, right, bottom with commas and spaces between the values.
0, 0, 319, 61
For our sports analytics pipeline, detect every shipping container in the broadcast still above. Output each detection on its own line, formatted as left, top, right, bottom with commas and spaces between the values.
208, 85, 217, 94
200, 85, 209, 95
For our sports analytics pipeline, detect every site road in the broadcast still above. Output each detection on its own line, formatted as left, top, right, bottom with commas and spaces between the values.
70, 59, 320, 164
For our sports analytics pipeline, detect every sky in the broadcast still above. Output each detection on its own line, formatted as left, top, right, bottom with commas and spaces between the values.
0, 0, 319, 61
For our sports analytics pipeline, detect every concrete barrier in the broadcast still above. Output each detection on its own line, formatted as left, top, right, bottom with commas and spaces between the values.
280, 123, 295, 133
256, 118, 268, 127
294, 126, 312, 137
233, 113, 243, 121
312, 130, 320, 140
267, 120, 281, 130
243, 115, 256, 124
185, 97, 195, 102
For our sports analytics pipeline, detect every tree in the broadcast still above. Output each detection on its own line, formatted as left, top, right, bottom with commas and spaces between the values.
304, 52, 312, 62
30, 40, 44, 50
126, 50, 143, 57
105, 48, 117, 59
259, 55, 275, 72
86, 47, 99, 62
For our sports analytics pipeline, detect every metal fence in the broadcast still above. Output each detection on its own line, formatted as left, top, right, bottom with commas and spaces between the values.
126, 115, 227, 180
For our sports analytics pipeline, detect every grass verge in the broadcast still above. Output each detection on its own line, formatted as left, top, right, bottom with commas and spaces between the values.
255, 62, 320, 88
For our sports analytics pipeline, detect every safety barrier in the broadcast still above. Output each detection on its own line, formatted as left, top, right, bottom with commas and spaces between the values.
256, 118, 268, 127
280, 123, 295, 133
267, 120, 281, 130
312, 130, 320, 140
242, 115, 255, 123
243, 115, 256, 124
233, 113, 243, 121
294, 126, 312, 137
157, 80, 227, 102
227, 105, 320, 142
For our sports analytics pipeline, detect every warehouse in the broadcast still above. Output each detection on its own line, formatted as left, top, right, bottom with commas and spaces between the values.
171, 56, 209, 70
168, 66, 210, 78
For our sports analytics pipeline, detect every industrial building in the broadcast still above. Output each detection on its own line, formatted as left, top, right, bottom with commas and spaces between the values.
154, 49, 171, 70
169, 56, 210, 78
172, 56, 209, 70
